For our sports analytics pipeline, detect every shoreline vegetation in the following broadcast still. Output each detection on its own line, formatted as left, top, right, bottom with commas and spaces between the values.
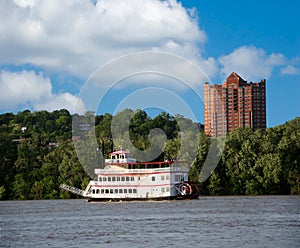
0, 109, 299, 200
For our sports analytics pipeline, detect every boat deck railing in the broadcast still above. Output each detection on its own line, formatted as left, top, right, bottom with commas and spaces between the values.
95, 166, 189, 175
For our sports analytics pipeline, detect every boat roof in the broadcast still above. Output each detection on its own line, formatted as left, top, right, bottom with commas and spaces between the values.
109, 150, 130, 155
106, 161, 173, 165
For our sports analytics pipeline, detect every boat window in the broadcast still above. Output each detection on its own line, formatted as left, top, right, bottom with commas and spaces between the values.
103, 177, 107, 181
101, 189, 105, 194
99, 177, 102, 182
131, 177, 134, 181
124, 189, 127, 193
121, 177, 125, 181
110, 189, 113, 194
128, 189, 132, 193
92, 189, 95, 194
108, 177, 111, 182
133, 189, 137, 193
166, 175, 170, 180
114, 189, 118, 193
175, 175, 182, 181
161, 175, 165, 180
161, 188, 165, 193
126, 176, 130, 181
166, 187, 170, 192
105, 189, 109, 194
96, 189, 99, 194
112, 177, 116, 181
117, 177, 120, 181
152, 176, 155, 181
119, 189, 123, 193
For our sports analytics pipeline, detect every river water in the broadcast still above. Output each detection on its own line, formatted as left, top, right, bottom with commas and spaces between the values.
1, 196, 299, 248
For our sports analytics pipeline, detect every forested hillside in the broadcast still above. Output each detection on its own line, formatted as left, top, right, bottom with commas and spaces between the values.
0, 109, 299, 200
190, 117, 300, 195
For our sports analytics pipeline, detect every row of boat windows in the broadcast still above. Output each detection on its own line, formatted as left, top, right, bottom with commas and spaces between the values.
92, 188, 137, 194
91, 187, 170, 194
98, 175, 171, 182
99, 176, 135, 182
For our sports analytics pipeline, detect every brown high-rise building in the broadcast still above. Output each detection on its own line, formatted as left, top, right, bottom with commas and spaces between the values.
204, 72, 266, 137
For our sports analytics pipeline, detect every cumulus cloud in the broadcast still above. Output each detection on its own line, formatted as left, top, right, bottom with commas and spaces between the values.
2, 0, 296, 115
0, 0, 212, 82
0, 0, 219, 114
281, 65, 299, 75
219, 45, 286, 81
34, 92, 86, 114
0, 70, 85, 113
0, 70, 51, 109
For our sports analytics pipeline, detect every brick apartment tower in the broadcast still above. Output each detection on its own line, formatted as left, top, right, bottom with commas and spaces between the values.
204, 72, 266, 137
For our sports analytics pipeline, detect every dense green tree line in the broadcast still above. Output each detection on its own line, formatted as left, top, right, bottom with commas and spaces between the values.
0, 109, 89, 200
0, 109, 299, 200
190, 117, 300, 195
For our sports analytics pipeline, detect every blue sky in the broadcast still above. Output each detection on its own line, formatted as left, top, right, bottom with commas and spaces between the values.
0, 0, 299, 127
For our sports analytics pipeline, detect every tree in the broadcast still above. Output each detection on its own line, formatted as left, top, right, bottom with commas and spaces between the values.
0, 110, 299, 200
0, 127, 18, 199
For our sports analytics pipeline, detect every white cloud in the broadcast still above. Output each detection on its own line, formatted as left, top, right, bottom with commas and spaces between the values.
219, 45, 286, 81
34, 92, 86, 114
0, 70, 52, 109
281, 65, 299, 75
0, 0, 211, 82
14, 0, 36, 8
0, 70, 85, 114
0, 0, 219, 114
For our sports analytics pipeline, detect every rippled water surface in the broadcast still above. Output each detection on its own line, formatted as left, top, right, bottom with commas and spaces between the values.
1, 196, 299, 247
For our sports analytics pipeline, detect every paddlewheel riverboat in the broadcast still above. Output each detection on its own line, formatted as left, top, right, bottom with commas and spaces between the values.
61, 149, 199, 201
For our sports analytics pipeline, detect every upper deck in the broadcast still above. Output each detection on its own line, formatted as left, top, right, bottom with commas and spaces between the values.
105, 150, 136, 164
99, 149, 189, 175
95, 161, 189, 175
